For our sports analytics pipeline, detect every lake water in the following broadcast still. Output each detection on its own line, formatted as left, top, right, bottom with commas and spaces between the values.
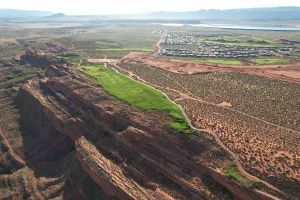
158, 23, 300, 31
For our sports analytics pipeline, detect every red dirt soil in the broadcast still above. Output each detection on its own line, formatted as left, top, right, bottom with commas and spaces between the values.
121, 52, 300, 83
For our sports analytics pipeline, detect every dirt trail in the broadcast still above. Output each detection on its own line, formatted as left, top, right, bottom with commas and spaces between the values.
112, 63, 299, 135
107, 62, 287, 199
153, 34, 165, 55
0, 127, 25, 165
32, 176, 46, 200
182, 95, 299, 134
255, 189, 282, 200
193, 126, 284, 195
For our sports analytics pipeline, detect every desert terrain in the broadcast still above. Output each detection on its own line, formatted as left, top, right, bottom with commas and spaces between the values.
0, 17, 299, 200
121, 52, 300, 83
1, 49, 273, 200
117, 52, 300, 198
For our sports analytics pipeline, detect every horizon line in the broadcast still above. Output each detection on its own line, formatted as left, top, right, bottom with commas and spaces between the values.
1, 6, 300, 16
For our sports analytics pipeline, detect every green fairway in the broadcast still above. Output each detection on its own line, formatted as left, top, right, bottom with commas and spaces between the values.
78, 64, 194, 134
251, 57, 289, 64
191, 58, 243, 65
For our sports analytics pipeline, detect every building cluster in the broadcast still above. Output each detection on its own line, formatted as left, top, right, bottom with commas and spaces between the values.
161, 34, 299, 58
162, 34, 196, 45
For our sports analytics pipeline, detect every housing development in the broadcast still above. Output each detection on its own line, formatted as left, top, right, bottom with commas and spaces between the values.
161, 33, 299, 58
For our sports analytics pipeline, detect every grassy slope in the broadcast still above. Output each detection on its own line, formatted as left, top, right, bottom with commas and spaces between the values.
251, 57, 290, 64
225, 164, 263, 188
79, 64, 194, 134
225, 164, 247, 183
225, 164, 252, 186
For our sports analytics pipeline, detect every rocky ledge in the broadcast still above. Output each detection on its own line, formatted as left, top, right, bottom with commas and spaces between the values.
12, 50, 273, 199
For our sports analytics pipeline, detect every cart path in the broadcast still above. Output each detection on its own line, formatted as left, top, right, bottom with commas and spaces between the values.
108, 62, 287, 197
86, 58, 287, 198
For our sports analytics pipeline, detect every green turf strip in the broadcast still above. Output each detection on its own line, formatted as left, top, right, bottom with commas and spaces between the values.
79, 64, 194, 135
191, 58, 243, 65
251, 57, 289, 64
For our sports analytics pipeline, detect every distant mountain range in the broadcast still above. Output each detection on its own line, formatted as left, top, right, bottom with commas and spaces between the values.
0, 9, 53, 18
114, 7, 300, 20
1, 7, 300, 20
44, 13, 66, 18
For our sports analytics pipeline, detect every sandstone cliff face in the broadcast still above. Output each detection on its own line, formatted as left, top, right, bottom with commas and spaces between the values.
20, 48, 67, 68
11, 48, 272, 200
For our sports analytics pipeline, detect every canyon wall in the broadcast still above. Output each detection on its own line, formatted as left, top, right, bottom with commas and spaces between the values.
12, 50, 272, 200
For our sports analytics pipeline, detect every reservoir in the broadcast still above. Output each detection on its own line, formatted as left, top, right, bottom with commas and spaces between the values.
158, 23, 300, 31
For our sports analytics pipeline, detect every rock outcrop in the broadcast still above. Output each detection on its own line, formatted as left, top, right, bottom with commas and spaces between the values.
11, 50, 273, 199
20, 48, 67, 68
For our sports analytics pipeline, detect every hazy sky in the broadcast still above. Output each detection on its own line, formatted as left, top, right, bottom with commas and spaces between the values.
1, 0, 300, 14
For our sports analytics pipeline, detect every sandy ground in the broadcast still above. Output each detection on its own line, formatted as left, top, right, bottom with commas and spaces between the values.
108, 63, 289, 198
87, 58, 118, 64
121, 52, 300, 84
